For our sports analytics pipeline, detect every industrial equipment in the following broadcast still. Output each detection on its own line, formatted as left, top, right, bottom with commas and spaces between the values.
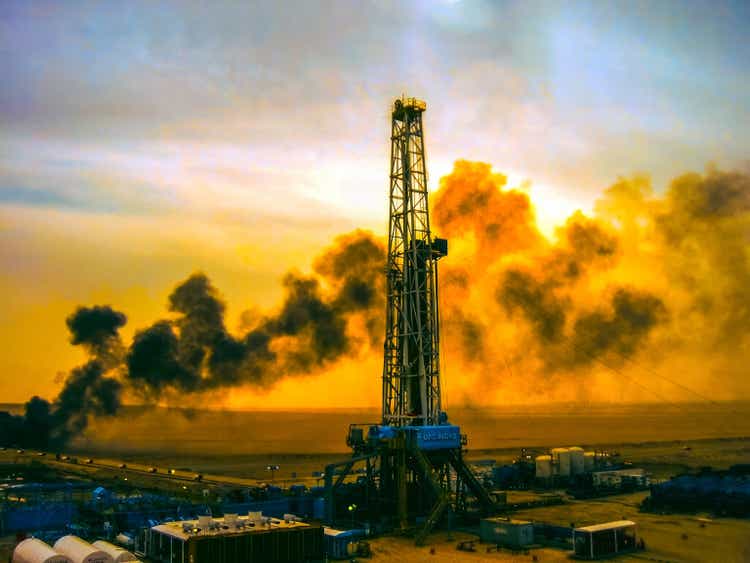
480, 518, 535, 549
325, 96, 495, 544
145, 514, 323, 563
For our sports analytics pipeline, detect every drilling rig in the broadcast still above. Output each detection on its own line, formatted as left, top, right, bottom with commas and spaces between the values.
324, 96, 495, 544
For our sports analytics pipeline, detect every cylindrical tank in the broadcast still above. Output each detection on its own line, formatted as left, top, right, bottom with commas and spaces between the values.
13, 538, 73, 563
551, 448, 571, 477
197, 515, 212, 529
53, 536, 113, 563
584, 451, 596, 472
569, 446, 585, 475
535, 455, 552, 479
91, 541, 137, 563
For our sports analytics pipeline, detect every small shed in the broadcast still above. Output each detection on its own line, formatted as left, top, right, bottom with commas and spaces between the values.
480, 518, 534, 548
573, 520, 637, 559
12, 538, 72, 563
323, 528, 365, 560
53, 536, 113, 563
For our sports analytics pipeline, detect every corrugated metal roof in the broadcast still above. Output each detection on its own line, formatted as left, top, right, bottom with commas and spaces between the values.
152, 516, 311, 541
576, 520, 636, 533
483, 518, 532, 526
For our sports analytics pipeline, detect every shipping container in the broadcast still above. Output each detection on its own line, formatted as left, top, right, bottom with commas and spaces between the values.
480, 518, 534, 548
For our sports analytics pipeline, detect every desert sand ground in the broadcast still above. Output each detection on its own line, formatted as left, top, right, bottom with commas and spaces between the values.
2, 403, 749, 561
367, 530, 569, 562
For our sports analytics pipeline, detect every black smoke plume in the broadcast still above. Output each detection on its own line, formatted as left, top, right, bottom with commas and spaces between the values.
125, 230, 384, 397
499, 269, 568, 343
4, 161, 748, 442
2, 231, 385, 447
568, 288, 666, 367
0, 307, 125, 449
66, 305, 126, 348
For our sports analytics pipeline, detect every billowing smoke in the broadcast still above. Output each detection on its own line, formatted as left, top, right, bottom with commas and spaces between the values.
1, 231, 385, 447
3, 161, 748, 447
499, 269, 568, 343
0, 307, 125, 449
432, 161, 542, 257
52, 361, 122, 444
66, 305, 127, 349
434, 161, 750, 403
66, 305, 127, 367
124, 230, 385, 397
567, 288, 666, 367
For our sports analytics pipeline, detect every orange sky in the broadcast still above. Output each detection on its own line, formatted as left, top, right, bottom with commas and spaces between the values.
2, 1, 749, 407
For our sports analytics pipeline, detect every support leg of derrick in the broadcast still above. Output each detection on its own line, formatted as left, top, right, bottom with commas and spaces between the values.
396, 435, 408, 530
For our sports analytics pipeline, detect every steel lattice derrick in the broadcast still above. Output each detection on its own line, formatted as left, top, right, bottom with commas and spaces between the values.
382, 96, 443, 427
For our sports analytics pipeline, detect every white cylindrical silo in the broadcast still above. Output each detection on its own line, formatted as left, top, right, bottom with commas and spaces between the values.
91, 541, 137, 562
551, 447, 571, 477
584, 451, 596, 472
569, 446, 585, 475
535, 455, 552, 479
13, 538, 73, 563
53, 536, 113, 563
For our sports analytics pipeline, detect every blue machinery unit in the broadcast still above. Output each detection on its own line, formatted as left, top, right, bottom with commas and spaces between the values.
368, 425, 461, 451
324, 97, 496, 544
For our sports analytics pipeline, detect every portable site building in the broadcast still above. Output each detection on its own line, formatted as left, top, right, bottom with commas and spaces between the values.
12, 538, 72, 563
323, 528, 365, 560
592, 468, 648, 488
573, 520, 637, 559
146, 515, 323, 563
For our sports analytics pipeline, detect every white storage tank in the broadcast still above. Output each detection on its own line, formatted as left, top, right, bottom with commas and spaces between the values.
584, 451, 596, 472
13, 538, 72, 563
551, 447, 571, 477
53, 536, 113, 563
569, 446, 585, 475
91, 541, 137, 562
535, 455, 552, 479
197, 515, 212, 529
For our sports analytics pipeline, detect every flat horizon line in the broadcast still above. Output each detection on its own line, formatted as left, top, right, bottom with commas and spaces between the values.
3, 399, 749, 414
